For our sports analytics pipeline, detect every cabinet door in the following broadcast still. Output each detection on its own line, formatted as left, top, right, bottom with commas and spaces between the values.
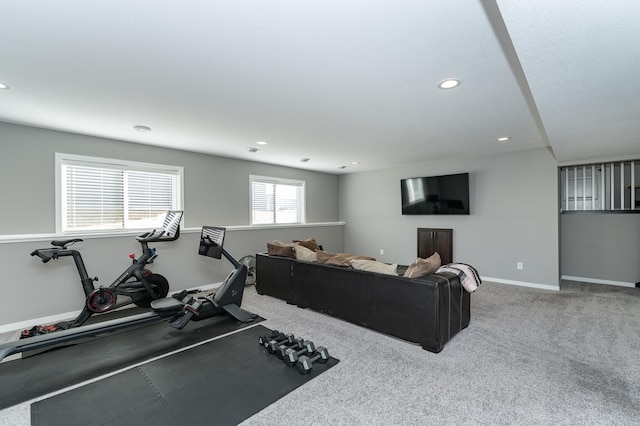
417, 228, 453, 265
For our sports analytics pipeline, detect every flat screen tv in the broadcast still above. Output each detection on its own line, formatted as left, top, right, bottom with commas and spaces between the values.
401, 173, 469, 215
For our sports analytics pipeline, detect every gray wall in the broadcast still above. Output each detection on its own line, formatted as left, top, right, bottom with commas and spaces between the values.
561, 213, 640, 285
3, 120, 634, 327
338, 147, 560, 288
0, 122, 342, 328
0, 122, 339, 234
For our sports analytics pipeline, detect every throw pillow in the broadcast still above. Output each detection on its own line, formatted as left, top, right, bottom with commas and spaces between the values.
350, 259, 398, 276
293, 237, 320, 252
339, 253, 376, 262
315, 250, 352, 267
403, 252, 441, 278
267, 240, 296, 258
316, 251, 376, 267
294, 245, 317, 262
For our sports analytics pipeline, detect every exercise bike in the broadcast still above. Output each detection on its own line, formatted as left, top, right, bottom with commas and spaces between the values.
25, 210, 184, 334
0, 225, 256, 362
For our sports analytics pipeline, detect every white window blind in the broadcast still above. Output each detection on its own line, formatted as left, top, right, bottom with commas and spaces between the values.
250, 175, 305, 225
58, 154, 182, 233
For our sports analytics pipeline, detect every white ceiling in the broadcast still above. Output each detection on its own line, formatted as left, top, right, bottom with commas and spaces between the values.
1, 0, 639, 174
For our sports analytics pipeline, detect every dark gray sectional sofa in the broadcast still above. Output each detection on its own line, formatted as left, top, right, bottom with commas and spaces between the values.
255, 253, 470, 353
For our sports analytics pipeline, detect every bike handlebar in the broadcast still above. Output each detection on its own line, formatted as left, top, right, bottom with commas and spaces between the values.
135, 227, 181, 243
136, 228, 165, 242
31, 249, 52, 263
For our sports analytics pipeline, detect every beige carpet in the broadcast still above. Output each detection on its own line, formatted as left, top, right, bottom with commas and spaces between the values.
1, 281, 640, 425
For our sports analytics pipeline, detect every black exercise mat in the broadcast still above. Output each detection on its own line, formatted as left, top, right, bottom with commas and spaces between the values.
0, 314, 264, 409
20, 306, 153, 359
31, 325, 339, 426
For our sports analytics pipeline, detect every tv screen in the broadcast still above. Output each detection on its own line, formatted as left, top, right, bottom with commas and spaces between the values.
198, 226, 225, 259
401, 173, 469, 215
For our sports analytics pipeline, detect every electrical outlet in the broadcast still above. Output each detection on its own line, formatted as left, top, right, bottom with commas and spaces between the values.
517, 262, 524, 270
380, 249, 384, 255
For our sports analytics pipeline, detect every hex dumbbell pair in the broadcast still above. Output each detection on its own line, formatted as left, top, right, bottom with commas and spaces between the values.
267, 334, 297, 354
259, 332, 294, 353
283, 341, 316, 367
276, 337, 305, 359
257, 330, 281, 347
296, 347, 330, 374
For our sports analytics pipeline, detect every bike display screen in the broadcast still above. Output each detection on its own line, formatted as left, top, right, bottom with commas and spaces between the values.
198, 226, 225, 259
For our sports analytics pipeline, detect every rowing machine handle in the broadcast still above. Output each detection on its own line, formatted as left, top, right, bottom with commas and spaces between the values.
169, 299, 203, 329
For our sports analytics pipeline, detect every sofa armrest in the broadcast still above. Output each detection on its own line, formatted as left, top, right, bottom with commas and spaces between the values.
255, 253, 295, 303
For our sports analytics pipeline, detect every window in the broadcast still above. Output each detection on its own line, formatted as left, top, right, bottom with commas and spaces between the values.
250, 175, 305, 225
56, 153, 183, 233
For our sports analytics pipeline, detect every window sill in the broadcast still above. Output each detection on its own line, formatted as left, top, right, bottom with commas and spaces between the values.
228, 222, 345, 231
0, 222, 345, 244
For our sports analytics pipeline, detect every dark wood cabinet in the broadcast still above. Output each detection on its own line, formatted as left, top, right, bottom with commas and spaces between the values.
417, 228, 452, 265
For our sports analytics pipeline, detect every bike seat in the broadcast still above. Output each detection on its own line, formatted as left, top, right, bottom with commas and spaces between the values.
51, 238, 83, 248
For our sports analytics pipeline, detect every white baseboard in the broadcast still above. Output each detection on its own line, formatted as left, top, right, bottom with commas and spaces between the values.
0, 282, 223, 334
561, 275, 636, 288
482, 276, 560, 291
0, 310, 84, 335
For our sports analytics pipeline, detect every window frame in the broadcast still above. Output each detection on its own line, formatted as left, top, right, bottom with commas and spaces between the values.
55, 153, 184, 235
249, 174, 306, 226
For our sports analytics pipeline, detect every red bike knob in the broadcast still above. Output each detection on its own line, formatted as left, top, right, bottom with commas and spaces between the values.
129, 253, 135, 259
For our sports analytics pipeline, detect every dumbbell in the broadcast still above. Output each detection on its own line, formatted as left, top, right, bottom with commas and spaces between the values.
283, 341, 316, 367
267, 334, 296, 354
296, 347, 330, 375
258, 330, 282, 347
276, 337, 305, 360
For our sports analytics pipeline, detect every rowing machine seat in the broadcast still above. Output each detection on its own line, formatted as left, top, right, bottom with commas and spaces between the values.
150, 297, 187, 314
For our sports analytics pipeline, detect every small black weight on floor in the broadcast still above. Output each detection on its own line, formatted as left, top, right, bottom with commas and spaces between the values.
257, 330, 281, 346
296, 347, 330, 375
267, 334, 296, 354
276, 337, 305, 359
258, 332, 288, 349
284, 341, 315, 367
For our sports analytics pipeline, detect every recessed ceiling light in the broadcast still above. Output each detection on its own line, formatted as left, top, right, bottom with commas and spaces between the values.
351, 161, 359, 165
133, 125, 151, 132
497, 136, 512, 142
256, 141, 268, 145
438, 79, 461, 89
0, 82, 9, 89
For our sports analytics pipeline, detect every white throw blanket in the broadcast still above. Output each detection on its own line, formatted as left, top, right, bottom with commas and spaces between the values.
436, 263, 482, 293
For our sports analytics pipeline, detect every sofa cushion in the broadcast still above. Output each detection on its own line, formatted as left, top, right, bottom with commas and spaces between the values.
316, 251, 375, 267
350, 259, 398, 276
292, 237, 320, 252
403, 252, 441, 278
294, 245, 317, 262
315, 251, 352, 266
267, 241, 296, 258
